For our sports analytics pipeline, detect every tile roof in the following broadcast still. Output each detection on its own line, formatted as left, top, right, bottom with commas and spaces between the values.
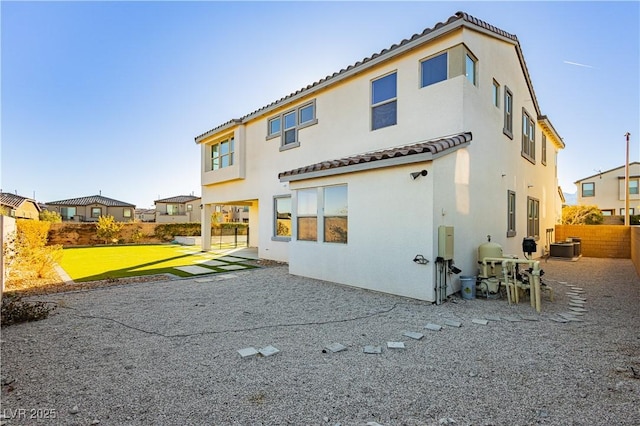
46, 195, 135, 207
279, 132, 472, 181
195, 11, 521, 142
0, 192, 39, 210
155, 195, 200, 204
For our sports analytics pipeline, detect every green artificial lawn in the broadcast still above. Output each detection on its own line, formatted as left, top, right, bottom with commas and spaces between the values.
59, 244, 254, 282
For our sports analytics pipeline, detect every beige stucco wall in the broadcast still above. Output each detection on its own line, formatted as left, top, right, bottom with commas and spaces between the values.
13, 201, 40, 220
199, 26, 563, 300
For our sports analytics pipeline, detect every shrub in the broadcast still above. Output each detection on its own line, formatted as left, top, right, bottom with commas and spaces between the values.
6, 220, 63, 281
562, 205, 604, 225
39, 210, 62, 223
96, 215, 124, 244
1, 294, 56, 326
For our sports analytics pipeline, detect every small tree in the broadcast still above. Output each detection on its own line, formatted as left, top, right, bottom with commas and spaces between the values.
562, 205, 604, 225
6, 219, 62, 282
39, 210, 62, 223
96, 215, 124, 244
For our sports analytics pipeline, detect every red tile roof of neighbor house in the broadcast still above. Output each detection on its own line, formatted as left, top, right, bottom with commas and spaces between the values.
154, 195, 200, 204
0, 192, 40, 210
46, 195, 135, 207
195, 11, 541, 143
278, 132, 472, 180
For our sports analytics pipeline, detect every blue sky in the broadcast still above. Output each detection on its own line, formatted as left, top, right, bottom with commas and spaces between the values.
2, 1, 639, 208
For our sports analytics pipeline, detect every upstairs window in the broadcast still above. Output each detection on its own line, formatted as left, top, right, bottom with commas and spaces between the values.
541, 134, 547, 165
371, 72, 397, 130
267, 100, 317, 149
421, 53, 448, 87
503, 86, 513, 138
521, 109, 535, 163
582, 182, 595, 197
492, 80, 500, 107
630, 179, 639, 195
465, 53, 477, 85
211, 136, 234, 170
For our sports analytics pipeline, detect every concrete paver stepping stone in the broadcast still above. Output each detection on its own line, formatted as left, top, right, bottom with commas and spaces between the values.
569, 307, 587, 313
550, 317, 569, 323
569, 301, 586, 307
218, 264, 250, 271
175, 265, 215, 275
324, 343, 347, 353
424, 323, 442, 331
485, 315, 501, 321
217, 256, 249, 262
387, 341, 405, 349
521, 315, 540, 321
363, 345, 382, 354
258, 345, 280, 357
503, 316, 523, 322
472, 319, 489, 325
194, 278, 214, 283
238, 347, 259, 358
199, 259, 229, 267
444, 319, 462, 328
214, 274, 238, 281
403, 331, 424, 340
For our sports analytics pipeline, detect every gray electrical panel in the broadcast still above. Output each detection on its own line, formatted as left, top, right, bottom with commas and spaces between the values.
438, 226, 454, 260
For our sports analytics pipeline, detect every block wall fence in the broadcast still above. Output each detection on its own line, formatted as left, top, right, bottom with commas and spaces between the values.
555, 225, 630, 259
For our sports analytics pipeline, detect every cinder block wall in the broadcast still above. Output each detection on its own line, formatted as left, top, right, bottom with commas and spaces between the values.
555, 225, 630, 258
631, 227, 640, 276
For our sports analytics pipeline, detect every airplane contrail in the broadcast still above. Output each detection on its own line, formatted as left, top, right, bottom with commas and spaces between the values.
563, 60, 594, 68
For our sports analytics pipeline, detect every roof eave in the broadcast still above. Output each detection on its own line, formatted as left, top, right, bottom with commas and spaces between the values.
538, 115, 565, 149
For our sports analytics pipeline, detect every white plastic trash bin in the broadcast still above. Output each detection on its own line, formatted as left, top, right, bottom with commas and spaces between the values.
460, 276, 476, 300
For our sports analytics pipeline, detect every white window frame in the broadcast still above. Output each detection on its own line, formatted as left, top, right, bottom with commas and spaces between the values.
210, 136, 235, 170
371, 72, 397, 131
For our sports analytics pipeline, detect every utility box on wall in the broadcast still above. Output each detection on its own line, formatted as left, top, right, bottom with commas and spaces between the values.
438, 226, 454, 260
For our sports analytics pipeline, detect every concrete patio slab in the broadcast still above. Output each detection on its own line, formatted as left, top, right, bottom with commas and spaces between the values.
175, 265, 215, 275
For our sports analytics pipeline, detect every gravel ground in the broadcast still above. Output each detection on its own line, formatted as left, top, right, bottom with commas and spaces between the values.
1, 257, 639, 425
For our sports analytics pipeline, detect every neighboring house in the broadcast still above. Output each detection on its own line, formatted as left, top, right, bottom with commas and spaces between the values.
46, 195, 136, 222
0, 192, 41, 220
195, 11, 565, 302
575, 162, 640, 217
135, 208, 156, 222
155, 195, 201, 223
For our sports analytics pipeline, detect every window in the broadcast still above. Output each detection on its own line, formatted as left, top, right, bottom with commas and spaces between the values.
421, 53, 447, 87
507, 190, 516, 237
630, 180, 639, 195
91, 207, 102, 218
267, 101, 317, 148
324, 185, 348, 244
297, 189, 317, 241
582, 182, 595, 197
123, 209, 132, 218
521, 108, 535, 162
274, 196, 292, 239
211, 137, 234, 170
61, 207, 76, 220
167, 204, 179, 215
541, 134, 547, 166
492, 80, 500, 107
620, 208, 635, 215
465, 53, 476, 85
187, 204, 193, 212
601, 210, 613, 216
371, 72, 397, 130
527, 197, 539, 239
503, 86, 513, 138
268, 117, 281, 137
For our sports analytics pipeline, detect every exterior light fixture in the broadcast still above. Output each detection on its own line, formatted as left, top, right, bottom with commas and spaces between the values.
411, 170, 428, 180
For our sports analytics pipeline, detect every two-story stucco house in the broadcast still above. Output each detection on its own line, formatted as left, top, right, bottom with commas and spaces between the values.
155, 195, 202, 224
575, 162, 640, 217
46, 195, 136, 222
195, 11, 565, 302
